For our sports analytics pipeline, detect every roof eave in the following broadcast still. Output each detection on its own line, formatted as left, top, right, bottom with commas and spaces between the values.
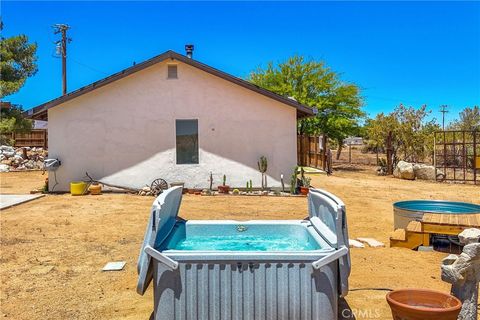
27, 50, 314, 119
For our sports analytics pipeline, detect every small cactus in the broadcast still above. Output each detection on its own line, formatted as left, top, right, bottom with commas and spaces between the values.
223, 174, 226, 186
257, 156, 268, 189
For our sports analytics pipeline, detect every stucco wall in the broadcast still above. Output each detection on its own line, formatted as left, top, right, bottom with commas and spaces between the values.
48, 59, 298, 191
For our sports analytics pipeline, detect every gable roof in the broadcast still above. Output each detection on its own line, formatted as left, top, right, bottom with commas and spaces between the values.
27, 50, 314, 120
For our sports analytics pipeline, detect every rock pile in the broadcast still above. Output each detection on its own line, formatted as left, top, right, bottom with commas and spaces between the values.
138, 186, 154, 196
393, 160, 445, 181
0, 145, 48, 172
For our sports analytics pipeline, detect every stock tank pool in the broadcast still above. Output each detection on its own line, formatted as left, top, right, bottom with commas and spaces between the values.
137, 187, 351, 320
393, 200, 480, 230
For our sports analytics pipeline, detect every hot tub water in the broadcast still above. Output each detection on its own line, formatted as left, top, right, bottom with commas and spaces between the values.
172, 234, 320, 251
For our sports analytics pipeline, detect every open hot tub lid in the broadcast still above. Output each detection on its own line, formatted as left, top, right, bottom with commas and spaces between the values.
308, 188, 351, 297
137, 186, 183, 295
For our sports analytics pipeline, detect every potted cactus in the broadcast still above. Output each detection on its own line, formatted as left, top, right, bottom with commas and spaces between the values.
299, 176, 311, 195
218, 174, 230, 194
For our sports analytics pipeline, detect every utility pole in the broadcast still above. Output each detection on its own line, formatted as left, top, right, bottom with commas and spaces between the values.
440, 105, 448, 131
53, 24, 71, 95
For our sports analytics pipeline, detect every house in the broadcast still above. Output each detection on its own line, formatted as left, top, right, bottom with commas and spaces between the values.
343, 137, 364, 146
29, 48, 313, 191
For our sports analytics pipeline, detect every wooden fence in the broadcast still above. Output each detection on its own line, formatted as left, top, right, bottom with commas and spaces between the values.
297, 135, 326, 171
3, 129, 48, 148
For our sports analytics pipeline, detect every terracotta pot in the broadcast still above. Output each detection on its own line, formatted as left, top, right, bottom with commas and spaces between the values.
88, 183, 102, 195
386, 289, 461, 320
299, 187, 310, 195
218, 185, 230, 194
187, 189, 195, 194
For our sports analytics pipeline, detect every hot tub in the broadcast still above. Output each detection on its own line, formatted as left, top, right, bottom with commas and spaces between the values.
137, 187, 350, 320
393, 200, 480, 230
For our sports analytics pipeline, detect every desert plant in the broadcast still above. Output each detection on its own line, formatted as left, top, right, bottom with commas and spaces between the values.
223, 174, 227, 186
249, 179, 253, 192
301, 176, 311, 188
290, 166, 298, 194
232, 188, 240, 195
257, 156, 268, 189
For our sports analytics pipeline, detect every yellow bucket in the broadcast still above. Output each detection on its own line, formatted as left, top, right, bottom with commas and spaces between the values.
70, 181, 87, 196
476, 156, 480, 169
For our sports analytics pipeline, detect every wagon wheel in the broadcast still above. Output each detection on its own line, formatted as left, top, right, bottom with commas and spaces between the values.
150, 178, 168, 196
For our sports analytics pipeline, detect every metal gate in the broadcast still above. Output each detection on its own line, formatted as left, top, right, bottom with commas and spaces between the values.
434, 130, 480, 184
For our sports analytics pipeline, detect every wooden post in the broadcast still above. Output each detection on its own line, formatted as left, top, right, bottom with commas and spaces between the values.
386, 131, 393, 175
348, 144, 352, 164
474, 131, 477, 185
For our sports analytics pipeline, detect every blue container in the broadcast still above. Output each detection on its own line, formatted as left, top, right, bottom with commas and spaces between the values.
393, 200, 480, 229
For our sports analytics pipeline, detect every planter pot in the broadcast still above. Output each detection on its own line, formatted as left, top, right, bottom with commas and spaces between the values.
218, 185, 230, 194
194, 191, 201, 195
187, 189, 195, 195
299, 187, 310, 195
88, 183, 102, 195
386, 289, 461, 320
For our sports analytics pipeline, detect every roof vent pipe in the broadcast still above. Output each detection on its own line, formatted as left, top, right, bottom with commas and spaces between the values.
185, 44, 194, 59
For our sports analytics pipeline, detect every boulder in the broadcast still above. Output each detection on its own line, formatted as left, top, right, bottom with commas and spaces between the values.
1, 150, 15, 158
459, 228, 480, 245
413, 163, 437, 180
1, 159, 12, 166
0, 164, 9, 172
24, 160, 35, 169
393, 161, 415, 180
0, 145, 15, 153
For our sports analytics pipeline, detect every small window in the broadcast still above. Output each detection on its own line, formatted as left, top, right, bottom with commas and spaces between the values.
167, 65, 178, 79
176, 119, 199, 164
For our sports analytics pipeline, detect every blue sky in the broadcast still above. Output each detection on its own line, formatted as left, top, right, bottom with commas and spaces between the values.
2, 1, 479, 124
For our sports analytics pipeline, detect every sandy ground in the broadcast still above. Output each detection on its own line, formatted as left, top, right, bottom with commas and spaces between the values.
1, 168, 479, 319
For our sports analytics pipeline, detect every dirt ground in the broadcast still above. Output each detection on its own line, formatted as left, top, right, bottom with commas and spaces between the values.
1, 168, 479, 319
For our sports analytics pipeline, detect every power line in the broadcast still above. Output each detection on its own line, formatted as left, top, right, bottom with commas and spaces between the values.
71, 58, 108, 76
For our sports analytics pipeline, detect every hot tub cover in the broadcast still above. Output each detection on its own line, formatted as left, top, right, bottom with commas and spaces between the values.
308, 188, 351, 297
137, 186, 183, 295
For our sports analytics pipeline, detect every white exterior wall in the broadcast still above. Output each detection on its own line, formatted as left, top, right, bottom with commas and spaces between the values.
48, 60, 297, 191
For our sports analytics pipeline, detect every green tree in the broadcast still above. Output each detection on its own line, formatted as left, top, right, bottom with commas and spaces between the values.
248, 55, 364, 159
450, 106, 480, 131
364, 104, 440, 164
0, 22, 38, 98
0, 104, 33, 145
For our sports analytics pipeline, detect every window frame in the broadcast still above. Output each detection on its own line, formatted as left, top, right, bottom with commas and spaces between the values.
167, 64, 178, 79
175, 119, 199, 165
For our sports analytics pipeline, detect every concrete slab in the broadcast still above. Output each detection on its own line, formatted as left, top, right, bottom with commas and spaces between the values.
357, 237, 386, 248
0, 194, 45, 210
349, 239, 365, 248
102, 261, 126, 271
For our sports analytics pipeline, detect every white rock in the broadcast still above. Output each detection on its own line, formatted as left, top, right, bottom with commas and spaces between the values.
24, 160, 35, 169
0, 154, 5, 161
141, 186, 151, 192
459, 228, 480, 245
0, 164, 9, 172
393, 161, 415, 180
1, 151, 15, 158
413, 163, 437, 180
0, 145, 14, 153
356, 237, 385, 247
